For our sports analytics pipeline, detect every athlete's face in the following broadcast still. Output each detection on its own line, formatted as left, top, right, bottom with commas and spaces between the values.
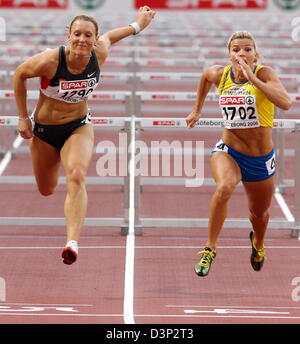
228, 39, 257, 69
68, 20, 98, 56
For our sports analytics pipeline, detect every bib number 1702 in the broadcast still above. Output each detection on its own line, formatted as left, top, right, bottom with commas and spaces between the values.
222, 106, 256, 120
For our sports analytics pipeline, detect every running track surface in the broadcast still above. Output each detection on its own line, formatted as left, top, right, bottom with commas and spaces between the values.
0, 128, 300, 325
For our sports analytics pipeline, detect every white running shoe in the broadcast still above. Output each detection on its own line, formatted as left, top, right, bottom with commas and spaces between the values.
62, 240, 78, 265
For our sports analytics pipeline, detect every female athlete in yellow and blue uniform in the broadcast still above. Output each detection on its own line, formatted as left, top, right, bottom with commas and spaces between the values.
213, 64, 276, 182
186, 31, 291, 277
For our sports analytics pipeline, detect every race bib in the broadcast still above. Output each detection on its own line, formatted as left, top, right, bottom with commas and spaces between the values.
219, 95, 260, 129
212, 139, 229, 154
265, 151, 276, 175
58, 78, 98, 103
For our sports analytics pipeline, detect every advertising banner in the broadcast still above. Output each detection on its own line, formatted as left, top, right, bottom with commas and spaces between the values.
134, 0, 268, 10
0, 0, 68, 8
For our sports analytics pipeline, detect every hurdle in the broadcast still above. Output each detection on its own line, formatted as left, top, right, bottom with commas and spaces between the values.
1, 10, 300, 239
132, 116, 299, 235
0, 114, 299, 237
0, 115, 136, 235
131, 89, 300, 236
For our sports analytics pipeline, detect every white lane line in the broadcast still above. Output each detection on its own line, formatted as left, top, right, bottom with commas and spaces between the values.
0, 302, 92, 306
274, 191, 295, 222
123, 117, 136, 325
184, 309, 289, 315
274, 190, 299, 240
0, 245, 299, 249
167, 304, 300, 310
1, 313, 300, 320
0, 312, 124, 317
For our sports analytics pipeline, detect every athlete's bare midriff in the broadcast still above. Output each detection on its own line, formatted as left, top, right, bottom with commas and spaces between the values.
222, 126, 273, 156
34, 92, 89, 125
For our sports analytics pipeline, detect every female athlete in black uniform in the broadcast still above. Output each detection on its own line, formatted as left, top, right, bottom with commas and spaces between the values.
14, 6, 155, 265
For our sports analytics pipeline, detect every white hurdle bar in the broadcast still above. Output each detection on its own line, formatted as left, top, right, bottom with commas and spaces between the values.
0, 116, 133, 236
1, 115, 299, 129
134, 117, 299, 236
0, 116, 299, 236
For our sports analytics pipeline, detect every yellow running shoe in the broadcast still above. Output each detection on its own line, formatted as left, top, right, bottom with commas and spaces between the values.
194, 247, 216, 277
249, 231, 265, 271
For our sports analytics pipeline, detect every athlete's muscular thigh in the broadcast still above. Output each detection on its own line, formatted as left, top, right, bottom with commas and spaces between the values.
60, 124, 94, 181
210, 152, 242, 203
211, 152, 241, 185
30, 136, 61, 196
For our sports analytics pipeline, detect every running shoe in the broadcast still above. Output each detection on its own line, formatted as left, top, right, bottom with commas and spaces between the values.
249, 231, 265, 271
194, 247, 216, 277
62, 240, 78, 265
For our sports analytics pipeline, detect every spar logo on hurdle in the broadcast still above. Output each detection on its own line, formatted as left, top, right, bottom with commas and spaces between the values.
152, 120, 176, 126
151, 94, 174, 100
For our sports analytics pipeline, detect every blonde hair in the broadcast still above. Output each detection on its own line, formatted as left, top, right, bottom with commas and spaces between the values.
227, 31, 261, 62
68, 14, 99, 36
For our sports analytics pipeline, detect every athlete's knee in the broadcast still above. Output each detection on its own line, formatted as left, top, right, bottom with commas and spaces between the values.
37, 185, 56, 196
214, 182, 236, 203
249, 208, 269, 223
68, 165, 86, 185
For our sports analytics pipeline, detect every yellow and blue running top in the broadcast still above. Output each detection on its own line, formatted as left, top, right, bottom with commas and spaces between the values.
217, 65, 274, 129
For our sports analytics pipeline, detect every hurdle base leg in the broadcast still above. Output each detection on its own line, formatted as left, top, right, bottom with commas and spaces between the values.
134, 225, 143, 236
290, 227, 300, 238
120, 226, 129, 236
120, 225, 143, 236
